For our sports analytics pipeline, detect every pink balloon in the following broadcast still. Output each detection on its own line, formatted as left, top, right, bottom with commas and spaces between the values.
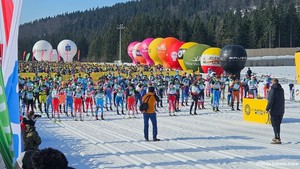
127, 41, 139, 64
140, 38, 155, 66
166, 41, 185, 70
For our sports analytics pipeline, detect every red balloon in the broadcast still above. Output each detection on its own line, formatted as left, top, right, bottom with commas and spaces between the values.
157, 37, 179, 68
166, 41, 185, 70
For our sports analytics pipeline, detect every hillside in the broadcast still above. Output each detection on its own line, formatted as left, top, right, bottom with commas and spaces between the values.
18, 0, 300, 62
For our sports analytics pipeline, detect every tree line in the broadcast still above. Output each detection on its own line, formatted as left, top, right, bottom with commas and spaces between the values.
18, 0, 300, 62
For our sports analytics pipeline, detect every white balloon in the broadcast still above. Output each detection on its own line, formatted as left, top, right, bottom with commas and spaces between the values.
50, 49, 59, 61
132, 42, 141, 60
57, 39, 77, 62
32, 40, 53, 61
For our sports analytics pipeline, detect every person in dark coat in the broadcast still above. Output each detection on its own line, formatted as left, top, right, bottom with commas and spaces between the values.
247, 67, 252, 77
24, 124, 42, 151
31, 148, 74, 169
266, 78, 285, 144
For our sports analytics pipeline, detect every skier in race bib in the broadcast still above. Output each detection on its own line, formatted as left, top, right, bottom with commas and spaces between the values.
94, 88, 105, 120
104, 83, 113, 111
58, 82, 67, 116
197, 74, 206, 110
115, 86, 125, 115
211, 76, 222, 112
74, 86, 84, 121
167, 82, 177, 116
126, 84, 136, 118
51, 85, 60, 122
38, 82, 48, 114
66, 85, 74, 117
190, 81, 200, 115
85, 85, 95, 116
230, 78, 241, 111
25, 86, 35, 114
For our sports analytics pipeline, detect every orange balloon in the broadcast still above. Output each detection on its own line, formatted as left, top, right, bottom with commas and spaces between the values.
157, 37, 179, 68
136, 44, 147, 65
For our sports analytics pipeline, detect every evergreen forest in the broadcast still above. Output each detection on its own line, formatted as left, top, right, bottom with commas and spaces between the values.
19, 0, 300, 62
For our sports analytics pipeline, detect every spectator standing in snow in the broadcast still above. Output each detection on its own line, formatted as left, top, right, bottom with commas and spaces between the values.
289, 83, 294, 100
262, 75, 272, 99
247, 67, 252, 77
142, 86, 160, 141
266, 78, 285, 144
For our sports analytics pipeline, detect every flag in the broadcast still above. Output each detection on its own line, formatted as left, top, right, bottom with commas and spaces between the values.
0, 69, 13, 169
0, 0, 23, 167
0, 43, 3, 58
41, 50, 44, 61
58, 51, 61, 62
50, 49, 53, 61
22, 51, 26, 61
25, 53, 30, 62
32, 50, 35, 61
78, 50, 80, 61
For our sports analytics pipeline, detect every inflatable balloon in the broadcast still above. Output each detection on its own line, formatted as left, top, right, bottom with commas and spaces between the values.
132, 42, 141, 62
132, 43, 146, 65
157, 37, 179, 68
220, 45, 247, 79
32, 40, 53, 61
57, 39, 77, 62
137, 44, 147, 65
141, 38, 155, 66
127, 41, 139, 64
178, 42, 199, 70
183, 44, 210, 71
166, 41, 185, 70
148, 38, 163, 66
201, 48, 224, 75
50, 49, 59, 62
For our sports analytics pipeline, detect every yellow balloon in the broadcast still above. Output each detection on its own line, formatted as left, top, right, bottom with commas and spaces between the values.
148, 38, 163, 65
202, 47, 221, 56
178, 42, 199, 70
201, 47, 223, 75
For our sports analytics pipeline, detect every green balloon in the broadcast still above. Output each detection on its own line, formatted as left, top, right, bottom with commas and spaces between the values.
183, 44, 210, 71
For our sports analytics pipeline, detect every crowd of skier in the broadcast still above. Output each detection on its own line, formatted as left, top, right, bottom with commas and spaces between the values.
19, 63, 274, 122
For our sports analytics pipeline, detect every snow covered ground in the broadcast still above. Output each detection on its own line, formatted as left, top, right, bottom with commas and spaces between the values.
35, 66, 300, 169
241, 66, 296, 81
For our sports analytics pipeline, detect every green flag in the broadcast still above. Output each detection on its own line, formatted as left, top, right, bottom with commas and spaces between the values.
25, 53, 31, 62
0, 69, 14, 169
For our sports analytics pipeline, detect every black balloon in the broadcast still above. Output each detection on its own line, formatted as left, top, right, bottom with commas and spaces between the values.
220, 45, 247, 79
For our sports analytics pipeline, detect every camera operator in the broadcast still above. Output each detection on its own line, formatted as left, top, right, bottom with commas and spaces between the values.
21, 111, 41, 147
22, 111, 41, 127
